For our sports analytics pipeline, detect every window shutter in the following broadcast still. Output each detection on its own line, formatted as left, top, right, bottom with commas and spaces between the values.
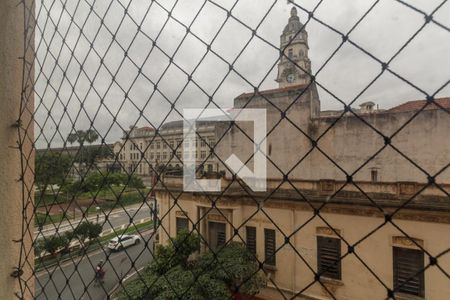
393, 247, 424, 297
264, 229, 276, 266
246, 226, 257, 255
176, 217, 188, 234
317, 236, 341, 280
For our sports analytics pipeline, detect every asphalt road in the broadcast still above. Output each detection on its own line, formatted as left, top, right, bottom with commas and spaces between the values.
37, 204, 152, 239
35, 230, 154, 300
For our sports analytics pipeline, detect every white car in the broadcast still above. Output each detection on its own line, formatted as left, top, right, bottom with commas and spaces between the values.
107, 234, 141, 251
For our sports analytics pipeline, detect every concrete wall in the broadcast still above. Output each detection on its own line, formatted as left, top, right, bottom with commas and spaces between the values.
307, 109, 450, 183
0, 0, 34, 298
221, 86, 449, 184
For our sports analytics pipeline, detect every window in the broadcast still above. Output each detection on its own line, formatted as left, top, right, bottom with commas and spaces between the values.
156, 141, 160, 149
208, 221, 226, 251
371, 169, 378, 183
200, 151, 206, 159
201, 139, 206, 147
176, 151, 181, 159
207, 164, 213, 172
393, 247, 424, 297
163, 142, 167, 149
162, 152, 167, 160
317, 236, 341, 280
264, 228, 276, 266
288, 48, 293, 58
139, 142, 142, 150
209, 139, 215, 147
176, 217, 189, 234
129, 153, 132, 160
156, 152, 160, 160
129, 144, 132, 150
150, 153, 154, 160
246, 226, 257, 256
169, 140, 174, 148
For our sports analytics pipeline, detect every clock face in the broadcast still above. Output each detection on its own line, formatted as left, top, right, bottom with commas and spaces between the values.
287, 73, 295, 83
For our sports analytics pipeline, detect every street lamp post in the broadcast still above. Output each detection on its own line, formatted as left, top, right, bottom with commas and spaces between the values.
96, 206, 100, 223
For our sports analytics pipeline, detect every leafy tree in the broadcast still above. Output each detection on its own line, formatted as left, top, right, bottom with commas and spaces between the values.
42, 235, 67, 257
73, 221, 102, 249
118, 231, 266, 300
197, 242, 267, 296
35, 152, 72, 192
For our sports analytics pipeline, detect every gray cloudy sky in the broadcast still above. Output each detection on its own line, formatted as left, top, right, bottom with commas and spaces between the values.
34, 0, 450, 148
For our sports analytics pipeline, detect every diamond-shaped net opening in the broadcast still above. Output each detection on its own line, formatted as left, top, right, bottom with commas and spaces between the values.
14, 0, 450, 299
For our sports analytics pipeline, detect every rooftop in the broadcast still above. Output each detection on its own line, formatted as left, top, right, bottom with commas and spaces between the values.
387, 97, 450, 113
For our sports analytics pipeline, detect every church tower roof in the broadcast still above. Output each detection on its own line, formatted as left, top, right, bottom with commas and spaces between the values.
283, 7, 304, 34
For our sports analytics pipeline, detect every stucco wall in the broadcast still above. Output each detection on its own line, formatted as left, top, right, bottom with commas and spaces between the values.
222, 85, 449, 184
0, 0, 34, 298
157, 193, 450, 300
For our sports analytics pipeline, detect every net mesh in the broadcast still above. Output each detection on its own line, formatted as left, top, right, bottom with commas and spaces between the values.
13, 0, 450, 299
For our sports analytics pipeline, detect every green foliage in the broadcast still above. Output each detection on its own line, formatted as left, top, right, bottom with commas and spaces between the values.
118, 233, 266, 300
73, 221, 102, 247
65, 172, 145, 195
197, 242, 267, 296
41, 235, 67, 256
149, 230, 200, 275
35, 152, 72, 189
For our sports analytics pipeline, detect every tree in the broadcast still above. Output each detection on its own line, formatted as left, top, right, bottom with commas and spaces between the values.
73, 221, 102, 249
67, 129, 99, 166
67, 132, 78, 146
35, 152, 72, 192
118, 231, 266, 300
84, 129, 99, 145
42, 235, 67, 257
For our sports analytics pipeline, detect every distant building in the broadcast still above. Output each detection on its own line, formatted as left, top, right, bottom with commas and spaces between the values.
113, 120, 223, 178
156, 7, 450, 300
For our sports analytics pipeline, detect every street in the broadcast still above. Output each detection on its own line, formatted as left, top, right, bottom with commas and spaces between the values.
37, 204, 152, 239
35, 230, 154, 300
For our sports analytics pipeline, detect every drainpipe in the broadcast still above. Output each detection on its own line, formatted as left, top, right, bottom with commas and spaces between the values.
0, 0, 34, 298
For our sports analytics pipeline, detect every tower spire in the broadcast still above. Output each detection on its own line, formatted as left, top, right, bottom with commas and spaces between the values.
291, 6, 297, 17
275, 6, 312, 87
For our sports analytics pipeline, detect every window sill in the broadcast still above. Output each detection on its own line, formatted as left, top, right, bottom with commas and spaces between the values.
319, 277, 344, 286
394, 293, 424, 300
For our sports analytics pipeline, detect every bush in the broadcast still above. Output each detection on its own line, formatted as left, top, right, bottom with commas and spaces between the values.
118, 232, 266, 299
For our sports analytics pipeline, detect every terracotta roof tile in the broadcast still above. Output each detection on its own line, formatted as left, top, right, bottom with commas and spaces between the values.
388, 97, 450, 113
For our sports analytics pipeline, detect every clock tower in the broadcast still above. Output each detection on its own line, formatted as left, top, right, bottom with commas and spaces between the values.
276, 7, 312, 88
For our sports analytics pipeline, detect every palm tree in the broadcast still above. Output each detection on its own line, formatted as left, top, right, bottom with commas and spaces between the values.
84, 129, 99, 165
67, 132, 78, 146
84, 129, 99, 145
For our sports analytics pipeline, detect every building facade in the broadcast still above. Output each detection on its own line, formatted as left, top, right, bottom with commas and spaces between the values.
156, 7, 450, 300
113, 120, 221, 179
